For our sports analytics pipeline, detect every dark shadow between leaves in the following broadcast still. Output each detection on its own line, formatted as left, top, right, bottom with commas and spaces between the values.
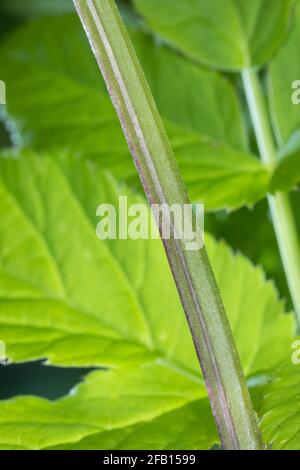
0, 360, 97, 400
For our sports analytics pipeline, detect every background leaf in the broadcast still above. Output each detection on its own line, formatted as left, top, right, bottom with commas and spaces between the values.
0, 0, 74, 18
133, 0, 295, 71
268, 1, 300, 144
271, 129, 300, 191
0, 14, 270, 211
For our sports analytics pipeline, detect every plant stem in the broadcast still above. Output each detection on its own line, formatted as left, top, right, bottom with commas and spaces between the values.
73, 0, 263, 450
242, 68, 300, 330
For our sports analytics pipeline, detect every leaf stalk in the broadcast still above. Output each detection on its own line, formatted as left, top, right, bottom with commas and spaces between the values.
242, 68, 300, 330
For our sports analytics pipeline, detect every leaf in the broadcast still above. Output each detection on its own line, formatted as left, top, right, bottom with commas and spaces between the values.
49, 399, 218, 450
0, 14, 270, 211
259, 363, 300, 450
271, 129, 300, 191
129, 29, 248, 151
0, 363, 207, 450
0, 149, 294, 449
205, 235, 294, 380
175, 137, 269, 210
0, 150, 293, 375
0, 151, 195, 370
133, 0, 295, 71
268, 1, 300, 144
0, 0, 74, 18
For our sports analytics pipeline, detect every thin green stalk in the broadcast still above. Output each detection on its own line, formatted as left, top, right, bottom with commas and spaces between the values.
242, 68, 300, 330
73, 0, 263, 450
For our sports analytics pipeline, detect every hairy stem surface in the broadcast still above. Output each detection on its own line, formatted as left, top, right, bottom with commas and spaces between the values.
74, 0, 263, 449
242, 68, 300, 330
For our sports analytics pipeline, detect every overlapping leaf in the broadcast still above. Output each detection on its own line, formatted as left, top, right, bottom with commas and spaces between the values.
0, 364, 207, 450
133, 0, 295, 71
0, 149, 294, 449
0, 14, 271, 210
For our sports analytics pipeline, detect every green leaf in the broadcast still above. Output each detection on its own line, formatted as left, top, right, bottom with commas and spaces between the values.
271, 129, 300, 191
0, 149, 294, 449
133, 0, 295, 71
205, 235, 293, 379
0, 151, 195, 370
259, 363, 300, 450
268, 2, 300, 144
129, 29, 247, 150
0, 0, 74, 18
176, 137, 269, 210
205, 201, 291, 306
0, 364, 207, 450
0, 14, 246, 150
0, 150, 292, 376
49, 399, 218, 450
0, 14, 270, 211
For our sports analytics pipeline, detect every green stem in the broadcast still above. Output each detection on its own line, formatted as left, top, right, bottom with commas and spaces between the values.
73, 0, 263, 450
242, 68, 300, 329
